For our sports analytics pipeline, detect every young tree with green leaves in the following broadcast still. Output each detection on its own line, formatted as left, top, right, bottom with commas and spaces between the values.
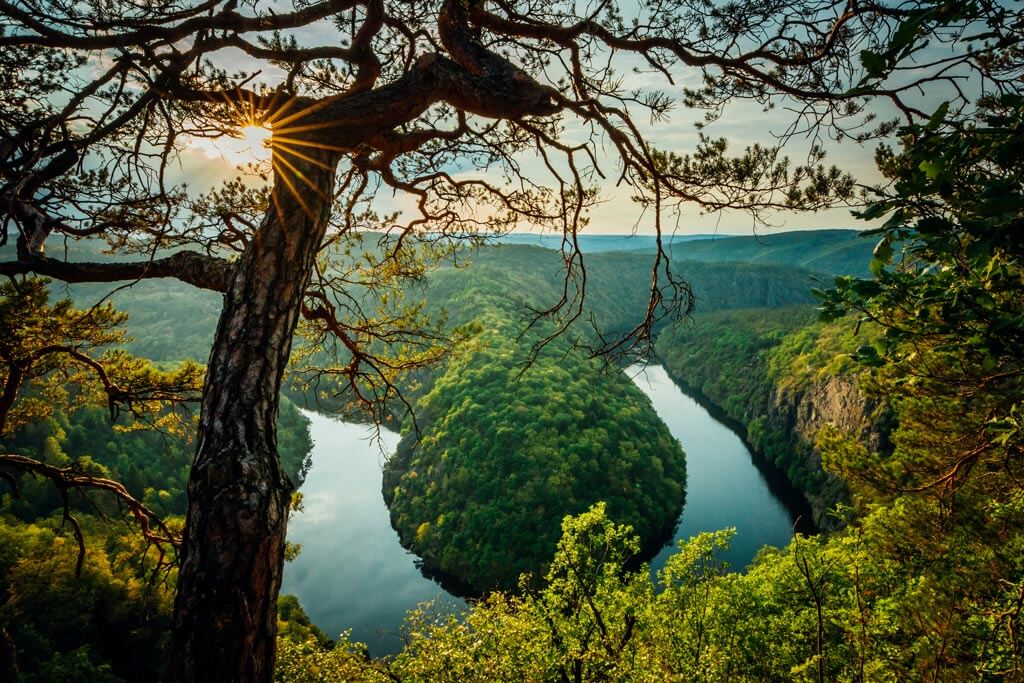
820, 93, 1024, 502
0, 280, 201, 573
815, 92, 1024, 679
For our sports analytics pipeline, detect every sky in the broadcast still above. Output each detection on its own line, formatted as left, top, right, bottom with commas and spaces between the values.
176, 106, 881, 237
165, 3, 932, 238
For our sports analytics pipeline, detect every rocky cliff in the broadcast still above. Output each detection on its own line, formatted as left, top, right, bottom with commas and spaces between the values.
760, 375, 890, 528
657, 308, 892, 530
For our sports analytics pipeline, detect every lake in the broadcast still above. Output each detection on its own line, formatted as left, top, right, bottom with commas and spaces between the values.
282, 364, 810, 655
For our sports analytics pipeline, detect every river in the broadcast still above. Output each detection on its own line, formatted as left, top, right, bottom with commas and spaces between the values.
281, 364, 809, 655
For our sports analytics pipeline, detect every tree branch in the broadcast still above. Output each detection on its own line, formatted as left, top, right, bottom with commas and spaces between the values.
0, 452, 180, 574
0, 250, 233, 293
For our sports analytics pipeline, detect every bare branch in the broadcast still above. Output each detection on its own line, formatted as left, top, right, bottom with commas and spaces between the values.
0, 452, 180, 573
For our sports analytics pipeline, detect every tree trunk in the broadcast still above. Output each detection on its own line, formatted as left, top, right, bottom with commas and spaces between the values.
170, 146, 339, 682
0, 627, 17, 683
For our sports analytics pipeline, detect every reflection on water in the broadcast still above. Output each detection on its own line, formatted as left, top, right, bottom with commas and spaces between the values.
280, 418, 464, 656
282, 364, 808, 656
629, 365, 810, 574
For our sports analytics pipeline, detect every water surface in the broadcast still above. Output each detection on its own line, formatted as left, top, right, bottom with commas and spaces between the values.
630, 365, 808, 573
283, 365, 807, 654
280, 419, 463, 655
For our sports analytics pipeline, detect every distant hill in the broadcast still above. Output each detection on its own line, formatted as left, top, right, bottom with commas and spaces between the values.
5, 229, 865, 362
496, 228, 873, 277
668, 229, 873, 277
496, 232, 728, 252
462, 245, 823, 334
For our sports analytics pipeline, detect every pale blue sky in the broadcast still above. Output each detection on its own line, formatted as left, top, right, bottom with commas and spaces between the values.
168, 2, 968, 238
175, 83, 884, 237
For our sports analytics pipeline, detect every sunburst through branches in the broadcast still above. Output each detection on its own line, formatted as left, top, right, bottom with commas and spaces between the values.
193, 88, 351, 226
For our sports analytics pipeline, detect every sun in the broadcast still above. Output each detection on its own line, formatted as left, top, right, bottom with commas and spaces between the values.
237, 124, 272, 154
223, 124, 272, 164
190, 124, 273, 166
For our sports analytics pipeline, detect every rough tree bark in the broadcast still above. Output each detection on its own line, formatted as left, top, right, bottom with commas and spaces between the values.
169, 145, 340, 682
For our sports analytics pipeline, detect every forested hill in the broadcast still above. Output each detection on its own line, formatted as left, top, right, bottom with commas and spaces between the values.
496, 231, 724, 251
378, 233, 851, 591
2, 231, 851, 363
425, 244, 826, 335
668, 229, 873, 277
0, 230, 860, 597
656, 307, 889, 527
382, 306, 688, 592
496, 228, 873, 277
382, 249, 695, 592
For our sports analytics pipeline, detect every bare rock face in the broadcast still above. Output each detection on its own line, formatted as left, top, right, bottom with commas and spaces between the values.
790, 376, 885, 450
766, 375, 891, 529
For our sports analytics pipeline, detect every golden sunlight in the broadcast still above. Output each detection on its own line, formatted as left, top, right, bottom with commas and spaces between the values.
239, 124, 272, 151
190, 124, 272, 166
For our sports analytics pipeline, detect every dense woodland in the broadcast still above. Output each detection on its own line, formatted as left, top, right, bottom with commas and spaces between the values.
382, 269, 687, 592
378, 234, 865, 591
6, 101, 1024, 676
0, 223, 870, 678
657, 307, 876, 526
273, 94, 1024, 681
4, 101, 1024, 678
0, 292, 313, 680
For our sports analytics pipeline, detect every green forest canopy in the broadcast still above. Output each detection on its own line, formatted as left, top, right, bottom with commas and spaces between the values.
276, 95, 1024, 682
0, 229, 842, 677
382, 282, 686, 592
3, 92, 1024, 678
2, 0, 1016, 676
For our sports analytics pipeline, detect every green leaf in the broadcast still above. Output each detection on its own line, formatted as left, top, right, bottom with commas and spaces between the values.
881, 208, 908, 231
889, 15, 924, 56
873, 238, 894, 263
916, 216, 950, 235
857, 201, 892, 220
854, 344, 885, 367
926, 101, 950, 130
859, 50, 887, 79
919, 159, 944, 179
850, 279, 883, 297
